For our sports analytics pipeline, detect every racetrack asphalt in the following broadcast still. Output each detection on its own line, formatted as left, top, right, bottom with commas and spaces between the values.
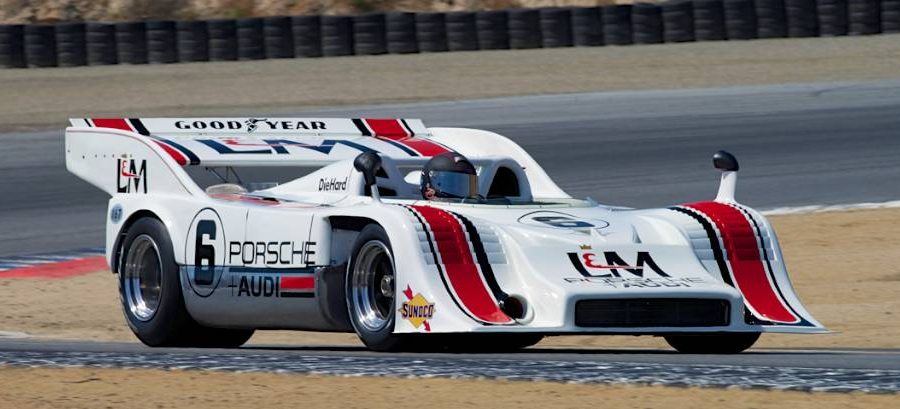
1, 79, 899, 257
0, 338, 899, 392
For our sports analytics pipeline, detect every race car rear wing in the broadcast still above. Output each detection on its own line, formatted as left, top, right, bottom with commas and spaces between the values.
65, 117, 570, 198
68, 117, 446, 167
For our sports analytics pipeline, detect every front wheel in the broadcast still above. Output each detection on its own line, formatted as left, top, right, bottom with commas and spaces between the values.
346, 224, 407, 351
664, 332, 761, 354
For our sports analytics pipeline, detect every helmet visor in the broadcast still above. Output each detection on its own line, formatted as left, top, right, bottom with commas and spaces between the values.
429, 170, 478, 199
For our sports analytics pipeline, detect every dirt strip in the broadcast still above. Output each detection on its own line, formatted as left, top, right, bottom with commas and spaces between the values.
1, 207, 898, 349
2, 34, 900, 132
0, 367, 895, 409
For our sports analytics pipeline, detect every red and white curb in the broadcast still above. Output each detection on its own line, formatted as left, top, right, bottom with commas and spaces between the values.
0, 248, 106, 279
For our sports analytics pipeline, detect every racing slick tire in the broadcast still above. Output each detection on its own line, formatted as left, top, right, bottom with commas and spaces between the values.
346, 224, 407, 351
118, 217, 254, 348
664, 332, 761, 354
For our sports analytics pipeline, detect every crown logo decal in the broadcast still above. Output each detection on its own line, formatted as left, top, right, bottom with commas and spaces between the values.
579, 244, 592, 250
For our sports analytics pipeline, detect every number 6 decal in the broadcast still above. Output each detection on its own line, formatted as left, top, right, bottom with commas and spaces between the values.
194, 220, 217, 285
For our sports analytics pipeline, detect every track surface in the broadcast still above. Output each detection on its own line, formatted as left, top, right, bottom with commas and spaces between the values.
2, 80, 900, 257
0, 339, 898, 392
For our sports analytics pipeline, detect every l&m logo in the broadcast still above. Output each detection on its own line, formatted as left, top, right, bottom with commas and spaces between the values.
117, 159, 147, 194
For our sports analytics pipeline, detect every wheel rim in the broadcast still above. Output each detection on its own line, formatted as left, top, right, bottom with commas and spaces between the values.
122, 234, 163, 322
350, 241, 395, 332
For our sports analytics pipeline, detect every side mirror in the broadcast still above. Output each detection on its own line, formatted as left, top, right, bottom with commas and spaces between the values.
353, 152, 382, 187
713, 150, 739, 172
712, 150, 738, 203
353, 152, 383, 203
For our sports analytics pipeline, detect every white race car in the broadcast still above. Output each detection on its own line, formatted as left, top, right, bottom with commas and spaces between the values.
65, 117, 826, 353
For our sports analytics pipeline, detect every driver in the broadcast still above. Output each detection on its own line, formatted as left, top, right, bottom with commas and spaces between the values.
420, 152, 479, 201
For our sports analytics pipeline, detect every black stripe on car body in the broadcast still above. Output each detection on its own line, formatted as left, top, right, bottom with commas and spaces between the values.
449, 211, 509, 303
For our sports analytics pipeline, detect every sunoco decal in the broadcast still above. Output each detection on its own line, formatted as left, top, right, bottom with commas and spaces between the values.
400, 285, 434, 331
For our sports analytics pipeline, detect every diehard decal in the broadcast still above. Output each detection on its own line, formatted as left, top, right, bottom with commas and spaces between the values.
116, 159, 147, 194
400, 285, 434, 331
318, 177, 348, 192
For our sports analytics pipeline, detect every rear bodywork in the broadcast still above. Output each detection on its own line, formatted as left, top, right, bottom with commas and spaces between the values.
65, 117, 826, 336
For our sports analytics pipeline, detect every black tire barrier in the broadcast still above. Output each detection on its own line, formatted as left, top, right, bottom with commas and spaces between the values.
321, 15, 354, 57
446, 12, 478, 51
884, 0, 900, 33
632, 3, 664, 44
115, 22, 147, 64
786, 0, 820, 37
817, 0, 850, 36
508, 8, 542, 49
476, 10, 510, 50
571, 6, 604, 46
662, 1, 696, 43
86, 22, 117, 65
176, 20, 209, 62
848, 0, 882, 34
0, 24, 26, 68
694, 0, 727, 41
4, 2, 900, 70
723, 0, 758, 39
292, 15, 322, 57
603, 5, 634, 45
146, 20, 177, 64
236, 17, 264, 60
756, 0, 789, 37
353, 13, 387, 55
24, 24, 57, 67
55, 23, 87, 67
208, 19, 237, 61
263, 16, 293, 59
415, 12, 448, 52
386, 12, 418, 54
540, 8, 573, 48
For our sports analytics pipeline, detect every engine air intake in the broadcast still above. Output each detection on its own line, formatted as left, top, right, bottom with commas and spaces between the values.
574, 298, 730, 328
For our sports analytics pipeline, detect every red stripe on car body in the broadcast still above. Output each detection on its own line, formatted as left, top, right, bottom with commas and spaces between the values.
363, 118, 450, 157
411, 205, 512, 324
281, 276, 315, 290
90, 118, 133, 132
684, 201, 800, 323
152, 141, 188, 166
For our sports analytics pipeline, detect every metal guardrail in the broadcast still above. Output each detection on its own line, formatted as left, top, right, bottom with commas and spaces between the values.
1, 0, 899, 68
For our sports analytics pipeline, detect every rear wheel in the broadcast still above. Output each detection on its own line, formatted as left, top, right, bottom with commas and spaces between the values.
346, 224, 409, 351
118, 217, 254, 348
664, 332, 761, 354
